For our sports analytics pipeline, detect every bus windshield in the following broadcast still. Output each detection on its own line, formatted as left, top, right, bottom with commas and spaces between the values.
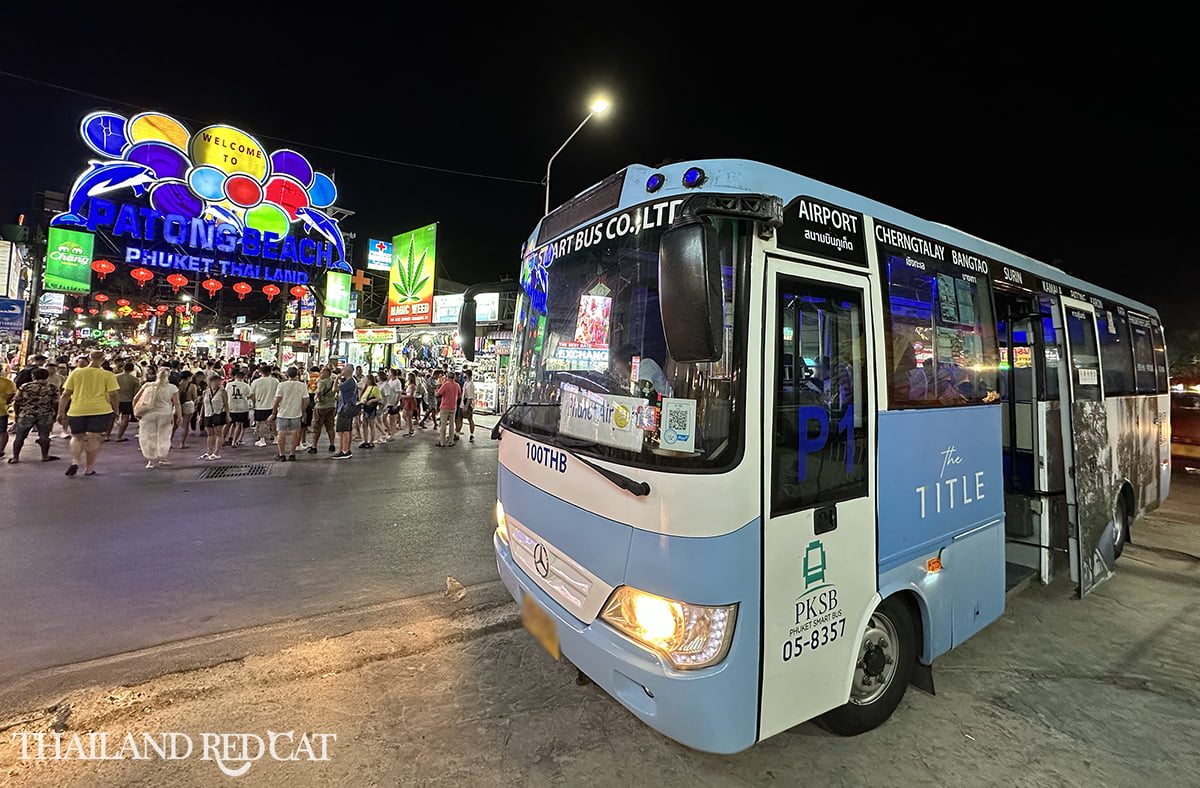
504, 209, 747, 471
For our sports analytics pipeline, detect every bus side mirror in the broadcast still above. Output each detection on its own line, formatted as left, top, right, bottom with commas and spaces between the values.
659, 218, 723, 363
458, 299, 478, 362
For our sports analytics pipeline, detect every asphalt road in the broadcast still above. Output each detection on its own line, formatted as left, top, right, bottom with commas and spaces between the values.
0, 416, 502, 700
2, 469, 1197, 785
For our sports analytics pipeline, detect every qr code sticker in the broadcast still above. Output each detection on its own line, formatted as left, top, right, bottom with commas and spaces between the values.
667, 407, 688, 432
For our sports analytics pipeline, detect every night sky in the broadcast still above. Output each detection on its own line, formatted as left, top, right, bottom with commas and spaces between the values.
1, 12, 1194, 333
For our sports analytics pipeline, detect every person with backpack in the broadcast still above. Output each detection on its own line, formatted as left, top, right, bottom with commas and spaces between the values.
199, 374, 230, 460
359, 374, 383, 449
308, 365, 337, 454
225, 369, 252, 447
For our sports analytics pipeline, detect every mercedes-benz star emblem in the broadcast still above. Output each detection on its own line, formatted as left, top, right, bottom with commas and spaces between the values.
533, 543, 550, 578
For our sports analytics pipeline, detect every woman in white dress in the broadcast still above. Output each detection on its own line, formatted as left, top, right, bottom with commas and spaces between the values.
132, 369, 182, 468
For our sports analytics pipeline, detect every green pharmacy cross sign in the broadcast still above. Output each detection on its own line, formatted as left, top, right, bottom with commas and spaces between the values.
45, 227, 96, 294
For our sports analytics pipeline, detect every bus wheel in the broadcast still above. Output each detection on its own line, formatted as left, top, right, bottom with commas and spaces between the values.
1113, 494, 1131, 560
817, 596, 915, 736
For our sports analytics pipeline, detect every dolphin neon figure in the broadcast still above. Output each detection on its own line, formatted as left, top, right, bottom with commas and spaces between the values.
296, 207, 350, 271
202, 203, 245, 230
50, 160, 157, 227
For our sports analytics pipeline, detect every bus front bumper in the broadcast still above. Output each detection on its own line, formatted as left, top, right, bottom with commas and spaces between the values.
494, 532, 759, 754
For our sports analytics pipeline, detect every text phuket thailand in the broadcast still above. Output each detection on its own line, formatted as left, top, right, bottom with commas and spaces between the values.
85, 197, 339, 282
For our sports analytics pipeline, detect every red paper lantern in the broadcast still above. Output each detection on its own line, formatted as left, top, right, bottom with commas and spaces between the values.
290, 285, 308, 300
155, 304, 169, 314
94, 293, 109, 303
202, 278, 223, 297
174, 304, 186, 314
73, 306, 84, 314
262, 284, 281, 302
91, 259, 116, 280
131, 268, 155, 287
191, 304, 203, 313
131, 312, 144, 319
232, 282, 253, 300
166, 273, 189, 293
116, 298, 130, 307
88, 308, 99, 315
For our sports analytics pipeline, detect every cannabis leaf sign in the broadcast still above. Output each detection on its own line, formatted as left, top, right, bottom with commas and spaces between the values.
390, 236, 430, 302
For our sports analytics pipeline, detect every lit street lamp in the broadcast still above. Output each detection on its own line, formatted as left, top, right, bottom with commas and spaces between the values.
544, 98, 610, 215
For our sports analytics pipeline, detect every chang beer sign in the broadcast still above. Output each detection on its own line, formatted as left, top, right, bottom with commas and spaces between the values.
45, 227, 95, 293
387, 223, 436, 325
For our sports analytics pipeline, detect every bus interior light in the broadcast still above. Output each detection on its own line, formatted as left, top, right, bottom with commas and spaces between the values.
600, 586, 737, 670
682, 167, 706, 188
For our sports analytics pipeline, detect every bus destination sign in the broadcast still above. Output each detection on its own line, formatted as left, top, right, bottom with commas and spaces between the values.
777, 196, 867, 266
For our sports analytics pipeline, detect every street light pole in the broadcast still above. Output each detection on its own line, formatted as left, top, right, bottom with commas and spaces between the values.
544, 99, 610, 215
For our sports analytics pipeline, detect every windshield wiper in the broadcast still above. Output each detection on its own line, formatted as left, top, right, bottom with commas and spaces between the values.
572, 452, 652, 497
540, 434, 650, 496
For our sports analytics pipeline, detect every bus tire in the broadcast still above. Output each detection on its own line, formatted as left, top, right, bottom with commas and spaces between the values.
817, 596, 915, 736
1113, 492, 1132, 560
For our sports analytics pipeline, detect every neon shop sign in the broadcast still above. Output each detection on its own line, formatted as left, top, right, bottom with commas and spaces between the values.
51, 111, 351, 283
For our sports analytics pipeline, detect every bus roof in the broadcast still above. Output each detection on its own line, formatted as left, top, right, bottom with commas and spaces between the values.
534, 159, 1159, 319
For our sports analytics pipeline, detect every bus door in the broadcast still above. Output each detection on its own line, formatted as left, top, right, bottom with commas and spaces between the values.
995, 288, 1044, 581
759, 260, 877, 739
1054, 297, 1114, 596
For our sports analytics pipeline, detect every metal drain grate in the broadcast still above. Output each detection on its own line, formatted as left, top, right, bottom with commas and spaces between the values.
195, 463, 273, 480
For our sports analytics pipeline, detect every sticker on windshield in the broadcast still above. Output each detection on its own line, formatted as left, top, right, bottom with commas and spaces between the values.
558, 384, 645, 452
660, 398, 697, 453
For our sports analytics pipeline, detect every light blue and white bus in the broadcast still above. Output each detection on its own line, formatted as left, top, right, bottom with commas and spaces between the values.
459, 160, 1170, 753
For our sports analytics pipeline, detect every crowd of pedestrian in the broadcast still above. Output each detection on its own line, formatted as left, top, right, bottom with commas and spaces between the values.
1, 347, 483, 475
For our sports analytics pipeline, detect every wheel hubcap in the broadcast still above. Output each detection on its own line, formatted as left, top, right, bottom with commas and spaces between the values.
851, 612, 898, 705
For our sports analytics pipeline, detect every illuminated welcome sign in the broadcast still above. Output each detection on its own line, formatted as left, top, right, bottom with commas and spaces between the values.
50, 111, 350, 284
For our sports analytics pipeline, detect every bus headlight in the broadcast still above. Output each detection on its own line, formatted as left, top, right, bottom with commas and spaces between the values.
600, 586, 737, 670
495, 500, 508, 544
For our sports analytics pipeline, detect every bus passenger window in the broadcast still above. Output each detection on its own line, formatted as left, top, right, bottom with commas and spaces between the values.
1129, 313, 1157, 394
772, 278, 867, 515
1097, 308, 1135, 395
1039, 298, 1061, 401
1153, 321, 1168, 393
883, 256, 998, 409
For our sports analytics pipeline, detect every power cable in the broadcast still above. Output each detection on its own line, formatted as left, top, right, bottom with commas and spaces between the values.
0, 68, 542, 186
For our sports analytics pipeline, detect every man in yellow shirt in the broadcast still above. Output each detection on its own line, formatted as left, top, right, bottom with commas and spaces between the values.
58, 351, 120, 477
0, 369, 16, 459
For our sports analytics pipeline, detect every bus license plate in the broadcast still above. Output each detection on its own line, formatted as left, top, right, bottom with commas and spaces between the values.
521, 593, 560, 660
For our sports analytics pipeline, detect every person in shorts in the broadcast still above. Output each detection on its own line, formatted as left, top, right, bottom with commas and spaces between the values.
271, 366, 308, 461
457, 369, 477, 442
333, 364, 358, 459
110, 363, 141, 441
175, 369, 199, 450
381, 369, 403, 441
57, 351, 119, 476
250, 364, 279, 447
225, 369, 251, 447
199, 374, 230, 460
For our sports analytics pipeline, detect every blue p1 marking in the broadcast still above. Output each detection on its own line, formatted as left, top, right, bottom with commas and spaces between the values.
796, 404, 855, 481
797, 407, 828, 482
